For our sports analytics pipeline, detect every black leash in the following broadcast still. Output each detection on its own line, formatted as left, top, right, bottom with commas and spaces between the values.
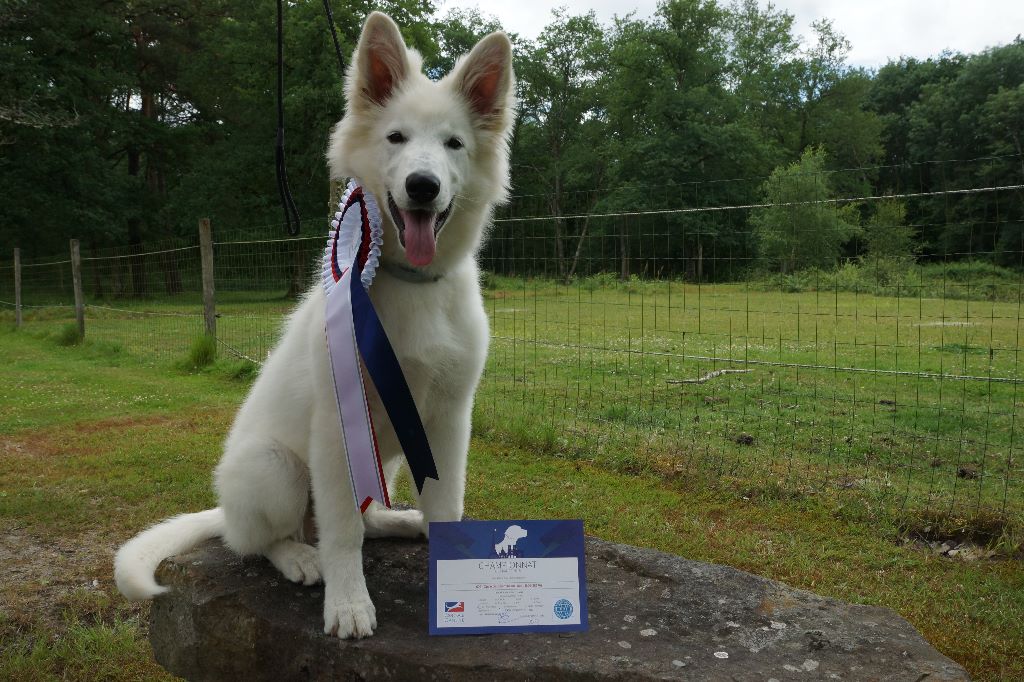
275, 0, 300, 236
275, 0, 348, 236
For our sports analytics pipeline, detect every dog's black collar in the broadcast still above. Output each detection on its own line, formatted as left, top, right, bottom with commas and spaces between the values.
380, 260, 444, 284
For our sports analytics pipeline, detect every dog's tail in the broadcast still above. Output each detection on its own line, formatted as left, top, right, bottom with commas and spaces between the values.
114, 508, 225, 600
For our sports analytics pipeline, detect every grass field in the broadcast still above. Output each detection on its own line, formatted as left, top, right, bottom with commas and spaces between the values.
9, 276, 1024, 531
480, 277, 1024, 537
1, 278, 1023, 679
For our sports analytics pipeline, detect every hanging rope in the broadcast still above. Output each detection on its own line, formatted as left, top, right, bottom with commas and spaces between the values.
322, 0, 347, 77
275, 0, 301, 236
275, 0, 347, 235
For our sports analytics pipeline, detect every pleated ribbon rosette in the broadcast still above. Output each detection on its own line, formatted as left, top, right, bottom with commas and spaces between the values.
323, 180, 439, 513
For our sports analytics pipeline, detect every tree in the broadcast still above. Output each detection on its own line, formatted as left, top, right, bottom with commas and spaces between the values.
867, 54, 965, 167
0, 0, 438, 265
512, 9, 609, 280
426, 8, 507, 76
863, 199, 915, 262
903, 39, 1024, 258
725, 0, 799, 157
790, 20, 882, 197
0, 1, 133, 257
752, 147, 860, 272
598, 0, 775, 280
795, 19, 849, 152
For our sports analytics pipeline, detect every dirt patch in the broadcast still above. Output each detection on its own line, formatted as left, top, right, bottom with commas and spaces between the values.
898, 536, 1011, 562
898, 512, 1022, 562
0, 411, 222, 460
0, 523, 147, 634
69, 414, 176, 436
1, 430, 107, 460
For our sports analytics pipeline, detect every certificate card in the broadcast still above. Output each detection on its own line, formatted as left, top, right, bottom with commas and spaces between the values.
428, 519, 588, 635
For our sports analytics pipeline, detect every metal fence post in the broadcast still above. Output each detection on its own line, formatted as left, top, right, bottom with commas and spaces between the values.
199, 218, 216, 339
13, 247, 22, 329
70, 239, 85, 339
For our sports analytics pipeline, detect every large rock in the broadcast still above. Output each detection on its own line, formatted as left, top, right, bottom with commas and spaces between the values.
150, 537, 969, 681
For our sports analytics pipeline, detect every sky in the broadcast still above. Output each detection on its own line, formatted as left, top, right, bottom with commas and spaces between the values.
436, 0, 1024, 68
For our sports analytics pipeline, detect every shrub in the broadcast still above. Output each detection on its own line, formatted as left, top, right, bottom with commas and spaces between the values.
54, 323, 82, 346
183, 334, 216, 369
221, 359, 259, 382
580, 272, 619, 292
754, 259, 1022, 301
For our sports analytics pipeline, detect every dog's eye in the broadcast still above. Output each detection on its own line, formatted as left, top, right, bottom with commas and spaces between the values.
445, 137, 464, 150
387, 131, 406, 144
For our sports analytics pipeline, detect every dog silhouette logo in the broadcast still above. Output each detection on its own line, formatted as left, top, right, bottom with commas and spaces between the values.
493, 524, 528, 558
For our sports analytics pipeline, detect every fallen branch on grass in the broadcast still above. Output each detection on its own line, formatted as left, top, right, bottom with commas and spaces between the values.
667, 369, 752, 384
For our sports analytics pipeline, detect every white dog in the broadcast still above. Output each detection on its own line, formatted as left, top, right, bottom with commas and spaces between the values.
114, 12, 516, 640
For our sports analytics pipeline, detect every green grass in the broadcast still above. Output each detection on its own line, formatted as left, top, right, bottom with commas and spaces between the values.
478, 277, 1024, 533
1, 606, 173, 682
1, 278, 1023, 679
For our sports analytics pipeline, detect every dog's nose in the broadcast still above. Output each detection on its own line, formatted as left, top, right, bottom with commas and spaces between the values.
406, 172, 441, 204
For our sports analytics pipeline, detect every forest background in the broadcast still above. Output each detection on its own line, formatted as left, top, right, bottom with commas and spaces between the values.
1, 0, 1023, 281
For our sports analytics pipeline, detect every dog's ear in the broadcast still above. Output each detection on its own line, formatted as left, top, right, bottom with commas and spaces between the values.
454, 32, 515, 130
350, 12, 409, 109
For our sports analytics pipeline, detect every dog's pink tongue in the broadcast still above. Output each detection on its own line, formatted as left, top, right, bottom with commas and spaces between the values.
400, 210, 436, 266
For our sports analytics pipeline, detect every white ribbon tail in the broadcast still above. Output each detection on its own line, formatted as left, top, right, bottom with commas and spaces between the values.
324, 266, 389, 512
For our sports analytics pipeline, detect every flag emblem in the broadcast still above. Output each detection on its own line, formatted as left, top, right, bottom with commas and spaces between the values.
444, 601, 465, 613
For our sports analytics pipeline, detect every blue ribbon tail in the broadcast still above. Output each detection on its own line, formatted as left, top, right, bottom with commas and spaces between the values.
350, 271, 440, 493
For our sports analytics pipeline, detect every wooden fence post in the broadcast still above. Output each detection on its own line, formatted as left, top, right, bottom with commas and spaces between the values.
13, 248, 22, 329
70, 239, 84, 339
199, 218, 216, 339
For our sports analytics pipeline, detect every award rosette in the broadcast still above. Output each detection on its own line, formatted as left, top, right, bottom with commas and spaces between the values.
323, 180, 439, 513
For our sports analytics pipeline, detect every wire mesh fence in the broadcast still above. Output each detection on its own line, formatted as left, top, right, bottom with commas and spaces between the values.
2, 155, 1022, 533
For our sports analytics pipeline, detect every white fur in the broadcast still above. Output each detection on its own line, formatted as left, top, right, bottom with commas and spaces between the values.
114, 508, 225, 599
113, 12, 516, 640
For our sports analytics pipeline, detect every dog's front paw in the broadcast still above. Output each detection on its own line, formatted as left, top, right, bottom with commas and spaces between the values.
323, 589, 377, 639
265, 541, 321, 586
